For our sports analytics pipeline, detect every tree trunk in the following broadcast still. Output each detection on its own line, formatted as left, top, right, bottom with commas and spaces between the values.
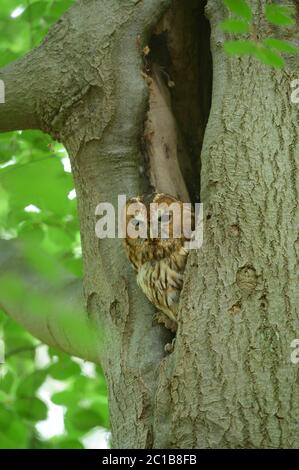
152, 0, 299, 448
1, 0, 299, 449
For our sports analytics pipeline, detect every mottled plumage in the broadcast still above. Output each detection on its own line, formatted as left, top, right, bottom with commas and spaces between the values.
123, 193, 193, 332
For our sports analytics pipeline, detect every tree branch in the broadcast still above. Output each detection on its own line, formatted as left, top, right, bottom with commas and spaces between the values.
0, 54, 41, 132
0, 240, 100, 364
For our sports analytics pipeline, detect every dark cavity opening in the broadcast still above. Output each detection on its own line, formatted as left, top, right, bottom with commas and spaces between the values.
147, 0, 212, 204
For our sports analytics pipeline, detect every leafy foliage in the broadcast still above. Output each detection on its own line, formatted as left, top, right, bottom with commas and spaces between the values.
264, 5, 295, 26
0, 0, 73, 67
221, 0, 298, 68
221, 19, 250, 34
223, 0, 252, 21
0, 313, 109, 449
0, 0, 109, 449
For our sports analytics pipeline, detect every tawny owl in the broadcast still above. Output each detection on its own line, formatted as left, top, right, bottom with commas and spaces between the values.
123, 193, 193, 332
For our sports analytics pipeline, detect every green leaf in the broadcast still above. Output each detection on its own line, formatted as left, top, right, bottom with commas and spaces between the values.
48, 0, 74, 19
263, 38, 299, 54
20, 239, 68, 282
42, 226, 73, 255
23, 2, 50, 24
5, 420, 28, 449
0, 432, 18, 449
254, 47, 285, 68
70, 409, 102, 431
15, 397, 48, 421
56, 438, 84, 449
0, 369, 14, 393
0, 407, 15, 427
223, 0, 252, 20
51, 390, 77, 406
48, 359, 81, 380
220, 19, 250, 34
5, 333, 36, 361
0, 156, 74, 216
48, 347, 68, 361
224, 39, 257, 56
265, 5, 295, 26
16, 370, 47, 398
0, 390, 9, 402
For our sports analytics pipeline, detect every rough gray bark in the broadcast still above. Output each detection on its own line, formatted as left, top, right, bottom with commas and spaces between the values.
151, 0, 299, 449
0, 0, 299, 449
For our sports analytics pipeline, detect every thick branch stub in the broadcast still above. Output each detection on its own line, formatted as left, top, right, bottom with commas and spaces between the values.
0, 57, 41, 132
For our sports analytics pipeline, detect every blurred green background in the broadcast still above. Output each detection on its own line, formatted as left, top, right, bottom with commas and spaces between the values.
0, 0, 109, 449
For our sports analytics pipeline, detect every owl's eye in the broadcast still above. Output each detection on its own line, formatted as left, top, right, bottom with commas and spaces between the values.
158, 212, 172, 223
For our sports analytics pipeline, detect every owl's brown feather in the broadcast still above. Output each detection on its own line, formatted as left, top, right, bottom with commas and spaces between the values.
123, 193, 192, 331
